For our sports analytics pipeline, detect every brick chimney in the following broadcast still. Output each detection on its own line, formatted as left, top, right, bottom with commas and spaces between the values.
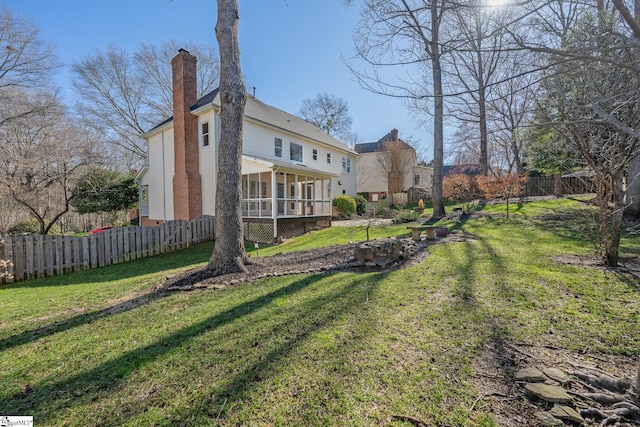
391, 128, 399, 142
171, 49, 202, 220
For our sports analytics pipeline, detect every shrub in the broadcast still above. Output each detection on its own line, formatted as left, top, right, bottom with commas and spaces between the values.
443, 173, 486, 212
8, 220, 41, 236
332, 195, 356, 218
7, 219, 61, 236
480, 173, 527, 219
354, 194, 368, 216
392, 210, 420, 224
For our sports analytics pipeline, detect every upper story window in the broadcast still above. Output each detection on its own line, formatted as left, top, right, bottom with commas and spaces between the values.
342, 157, 351, 173
312, 148, 318, 161
201, 122, 209, 147
326, 153, 332, 164
290, 142, 303, 162
275, 137, 283, 158
414, 174, 421, 186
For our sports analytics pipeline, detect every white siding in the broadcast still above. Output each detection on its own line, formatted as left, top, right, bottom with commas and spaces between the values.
199, 112, 217, 216
356, 153, 387, 193
144, 99, 358, 218
243, 119, 350, 179
331, 154, 358, 198
142, 129, 175, 222
356, 150, 423, 194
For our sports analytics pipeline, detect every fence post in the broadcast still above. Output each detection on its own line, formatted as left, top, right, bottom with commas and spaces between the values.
0, 237, 15, 283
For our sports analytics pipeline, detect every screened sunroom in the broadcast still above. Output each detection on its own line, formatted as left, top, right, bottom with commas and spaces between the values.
240, 156, 335, 242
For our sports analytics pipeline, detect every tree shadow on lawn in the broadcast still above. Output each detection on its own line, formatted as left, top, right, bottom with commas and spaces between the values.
0, 270, 386, 424
0, 290, 170, 352
439, 218, 511, 305
3, 242, 214, 289
441, 232, 512, 307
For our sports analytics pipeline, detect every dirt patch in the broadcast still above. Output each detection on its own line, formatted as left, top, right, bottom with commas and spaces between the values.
156, 233, 474, 292
552, 254, 640, 286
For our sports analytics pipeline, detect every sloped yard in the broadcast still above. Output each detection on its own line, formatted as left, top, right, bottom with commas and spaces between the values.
0, 198, 638, 426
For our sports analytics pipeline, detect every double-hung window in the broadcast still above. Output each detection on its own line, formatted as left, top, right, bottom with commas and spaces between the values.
275, 137, 283, 158
290, 142, 303, 162
342, 157, 351, 173
312, 148, 318, 161
201, 122, 209, 147
326, 153, 332, 164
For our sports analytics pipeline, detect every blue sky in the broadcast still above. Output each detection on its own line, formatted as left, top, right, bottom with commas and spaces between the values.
4, 0, 436, 159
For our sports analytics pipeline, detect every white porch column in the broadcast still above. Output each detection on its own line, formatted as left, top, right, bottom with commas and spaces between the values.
283, 173, 288, 218
272, 169, 277, 241
258, 172, 262, 217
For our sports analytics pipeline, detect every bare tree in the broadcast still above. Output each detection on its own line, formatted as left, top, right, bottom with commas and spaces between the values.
0, 187, 24, 236
445, 1, 512, 176
0, 5, 59, 127
347, 0, 459, 219
72, 45, 148, 162
207, 0, 251, 275
72, 41, 220, 166
447, 121, 481, 166
537, 6, 640, 266
486, 55, 537, 175
297, 93, 354, 143
610, 0, 640, 218
135, 41, 221, 119
375, 140, 418, 194
0, 90, 97, 234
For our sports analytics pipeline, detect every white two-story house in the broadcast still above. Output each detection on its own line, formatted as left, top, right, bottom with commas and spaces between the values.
137, 49, 358, 242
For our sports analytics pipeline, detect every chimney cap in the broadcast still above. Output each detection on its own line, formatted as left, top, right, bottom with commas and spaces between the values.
178, 48, 190, 54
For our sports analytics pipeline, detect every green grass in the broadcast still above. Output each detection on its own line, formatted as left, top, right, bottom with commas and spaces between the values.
256, 223, 411, 256
0, 198, 638, 426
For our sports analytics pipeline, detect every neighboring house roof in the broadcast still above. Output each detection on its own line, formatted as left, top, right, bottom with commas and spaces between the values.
354, 130, 413, 154
443, 164, 482, 176
146, 88, 357, 156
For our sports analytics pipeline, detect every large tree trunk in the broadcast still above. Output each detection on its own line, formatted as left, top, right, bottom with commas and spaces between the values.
430, 2, 446, 220
431, 57, 445, 219
207, 0, 250, 274
510, 127, 524, 174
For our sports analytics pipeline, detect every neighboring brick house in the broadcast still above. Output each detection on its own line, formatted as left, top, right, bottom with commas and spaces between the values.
136, 49, 358, 241
355, 129, 433, 201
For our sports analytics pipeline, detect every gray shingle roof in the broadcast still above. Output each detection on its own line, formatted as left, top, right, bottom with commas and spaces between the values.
354, 131, 413, 154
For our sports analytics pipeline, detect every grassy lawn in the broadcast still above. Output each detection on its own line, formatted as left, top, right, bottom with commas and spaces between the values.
0, 198, 638, 426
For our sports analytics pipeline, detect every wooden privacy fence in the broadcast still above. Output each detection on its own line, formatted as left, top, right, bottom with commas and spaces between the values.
525, 176, 596, 197
0, 215, 215, 283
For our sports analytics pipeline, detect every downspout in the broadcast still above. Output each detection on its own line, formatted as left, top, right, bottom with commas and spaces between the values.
162, 130, 167, 222
138, 185, 143, 224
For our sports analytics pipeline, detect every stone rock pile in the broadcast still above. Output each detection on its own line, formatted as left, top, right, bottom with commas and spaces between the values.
353, 238, 418, 267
